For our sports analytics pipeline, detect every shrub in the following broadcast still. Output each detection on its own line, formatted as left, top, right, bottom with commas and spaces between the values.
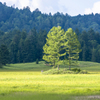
42, 68, 88, 75
71, 68, 81, 72
79, 70, 88, 74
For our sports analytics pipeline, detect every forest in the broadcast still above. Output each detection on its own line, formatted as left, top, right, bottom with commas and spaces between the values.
1, 2, 100, 32
0, 2, 100, 64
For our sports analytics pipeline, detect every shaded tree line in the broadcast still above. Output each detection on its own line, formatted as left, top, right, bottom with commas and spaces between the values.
0, 28, 47, 64
0, 27, 100, 64
76, 28, 100, 63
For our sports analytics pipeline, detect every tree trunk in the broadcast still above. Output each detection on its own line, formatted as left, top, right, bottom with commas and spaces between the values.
57, 65, 59, 70
53, 60, 55, 68
69, 50, 71, 70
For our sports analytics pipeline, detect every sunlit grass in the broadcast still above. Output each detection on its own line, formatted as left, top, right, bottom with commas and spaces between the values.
0, 61, 100, 100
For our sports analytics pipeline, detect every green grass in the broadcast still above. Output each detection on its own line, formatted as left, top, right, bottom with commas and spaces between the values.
0, 61, 100, 100
0, 61, 51, 71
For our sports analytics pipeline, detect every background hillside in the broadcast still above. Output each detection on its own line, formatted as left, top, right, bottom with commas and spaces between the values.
0, 2, 100, 64
0, 2, 100, 32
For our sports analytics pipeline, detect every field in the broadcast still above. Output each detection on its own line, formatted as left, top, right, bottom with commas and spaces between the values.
0, 61, 100, 100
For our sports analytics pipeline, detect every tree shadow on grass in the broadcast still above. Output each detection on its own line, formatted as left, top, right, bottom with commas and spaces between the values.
0, 92, 70, 100
0, 92, 100, 100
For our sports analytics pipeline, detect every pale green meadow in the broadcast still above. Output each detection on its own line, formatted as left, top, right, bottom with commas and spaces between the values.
0, 61, 100, 100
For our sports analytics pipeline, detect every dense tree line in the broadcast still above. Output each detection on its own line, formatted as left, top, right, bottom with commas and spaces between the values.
76, 28, 100, 63
0, 28, 47, 64
0, 27, 100, 64
0, 44, 10, 67
1, 2, 100, 33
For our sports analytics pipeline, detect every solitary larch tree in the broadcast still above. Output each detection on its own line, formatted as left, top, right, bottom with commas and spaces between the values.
43, 26, 66, 69
64, 28, 82, 69
43, 27, 81, 70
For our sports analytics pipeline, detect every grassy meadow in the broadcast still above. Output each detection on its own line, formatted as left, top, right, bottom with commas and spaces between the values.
0, 61, 100, 100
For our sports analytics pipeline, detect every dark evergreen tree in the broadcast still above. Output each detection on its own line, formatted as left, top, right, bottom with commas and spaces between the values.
10, 41, 18, 63
0, 44, 10, 65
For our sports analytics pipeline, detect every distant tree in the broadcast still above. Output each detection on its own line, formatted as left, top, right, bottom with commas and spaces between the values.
75, 28, 80, 36
88, 28, 95, 40
88, 40, 97, 62
9, 41, 18, 63
0, 44, 10, 65
80, 30, 88, 45
0, 30, 4, 36
82, 43, 87, 61
37, 29, 47, 60
19, 38, 25, 63
24, 37, 36, 62
91, 48, 96, 62
17, 50, 21, 63
21, 30, 27, 39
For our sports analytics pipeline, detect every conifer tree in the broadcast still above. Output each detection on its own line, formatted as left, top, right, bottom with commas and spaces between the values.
43, 26, 66, 68
43, 27, 81, 70
0, 45, 10, 65
64, 28, 81, 69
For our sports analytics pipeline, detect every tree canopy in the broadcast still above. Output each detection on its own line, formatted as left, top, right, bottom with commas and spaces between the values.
0, 2, 100, 64
43, 26, 66, 68
43, 26, 81, 69
64, 28, 81, 69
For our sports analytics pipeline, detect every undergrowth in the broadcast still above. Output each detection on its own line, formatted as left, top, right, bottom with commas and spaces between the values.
42, 68, 88, 75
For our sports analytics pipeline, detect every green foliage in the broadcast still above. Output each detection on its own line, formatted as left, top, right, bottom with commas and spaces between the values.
0, 27, 100, 64
64, 28, 82, 69
42, 68, 88, 74
0, 44, 10, 65
1, 2, 100, 33
79, 70, 88, 74
71, 68, 81, 72
0, 2, 100, 64
70, 68, 88, 74
0, 28, 47, 64
43, 27, 81, 69
43, 26, 66, 67
0, 1, 100, 64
